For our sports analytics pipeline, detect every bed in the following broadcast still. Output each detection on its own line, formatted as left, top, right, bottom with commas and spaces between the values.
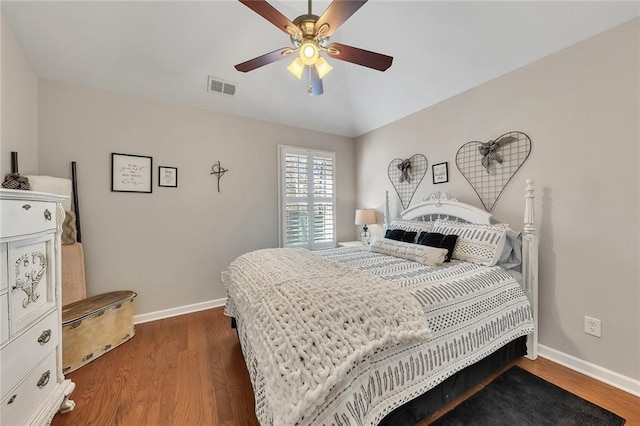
223, 179, 538, 426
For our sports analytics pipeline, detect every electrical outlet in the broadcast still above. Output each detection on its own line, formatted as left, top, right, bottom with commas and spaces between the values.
584, 316, 601, 337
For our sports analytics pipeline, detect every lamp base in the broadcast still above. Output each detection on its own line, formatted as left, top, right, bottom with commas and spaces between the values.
360, 225, 371, 245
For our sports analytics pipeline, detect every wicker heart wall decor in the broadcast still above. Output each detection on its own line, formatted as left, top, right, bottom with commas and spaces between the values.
388, 154, 428, 209
456, 131, 531, 212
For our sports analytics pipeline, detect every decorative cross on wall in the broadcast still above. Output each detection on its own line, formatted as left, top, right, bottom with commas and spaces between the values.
210, 161, 229, 193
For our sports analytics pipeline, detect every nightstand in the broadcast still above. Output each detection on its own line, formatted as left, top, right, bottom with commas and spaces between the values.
338, 241, 364, 248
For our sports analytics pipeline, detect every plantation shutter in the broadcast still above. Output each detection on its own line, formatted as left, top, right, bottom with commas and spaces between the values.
279, 146, 336, 250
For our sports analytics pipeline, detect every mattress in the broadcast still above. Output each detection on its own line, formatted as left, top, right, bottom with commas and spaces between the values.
224, 246, 534, 426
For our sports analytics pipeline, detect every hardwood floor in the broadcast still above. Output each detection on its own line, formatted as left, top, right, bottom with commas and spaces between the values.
52, 307, 640, 426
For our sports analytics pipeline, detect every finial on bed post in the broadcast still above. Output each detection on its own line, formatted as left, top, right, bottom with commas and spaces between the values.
384, 190, 390, 231
524, 179, 535, 236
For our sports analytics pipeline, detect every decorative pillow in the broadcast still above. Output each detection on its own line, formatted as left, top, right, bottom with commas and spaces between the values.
417, 232, 459, 262
401, 231, 417, 243
497, 229, 522, 270
387, 219, 434, 243
430, 219, 508, 266
385, 229, 405, 241
62, 210, 77, 245
417, 232, 443, 246
369, 236, 447, 266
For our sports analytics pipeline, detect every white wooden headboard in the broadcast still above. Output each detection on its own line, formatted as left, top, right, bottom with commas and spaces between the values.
383, 180, 539, 360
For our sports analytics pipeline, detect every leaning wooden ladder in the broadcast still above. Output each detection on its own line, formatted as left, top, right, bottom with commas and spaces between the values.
59, 162, 137, 373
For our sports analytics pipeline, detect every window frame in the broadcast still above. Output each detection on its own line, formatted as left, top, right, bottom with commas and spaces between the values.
277, 145, 337, 250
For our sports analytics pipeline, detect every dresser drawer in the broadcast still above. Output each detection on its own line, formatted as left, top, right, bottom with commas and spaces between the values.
0, 310, 58, 397
0, 200, 56, 239
0, 243, 7, 291
8, 234, 56, 335
1, 349, 57, 426
0, 293, 8, 345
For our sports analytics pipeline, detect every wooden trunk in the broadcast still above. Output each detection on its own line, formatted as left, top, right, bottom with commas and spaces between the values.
61, 290, 136, 374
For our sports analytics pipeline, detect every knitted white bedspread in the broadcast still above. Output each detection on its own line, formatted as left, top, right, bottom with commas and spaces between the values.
224, 248, 431, 426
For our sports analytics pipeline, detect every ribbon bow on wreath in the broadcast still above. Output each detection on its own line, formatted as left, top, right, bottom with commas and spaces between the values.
478, 135, 517, 173
397, 158, 412, 183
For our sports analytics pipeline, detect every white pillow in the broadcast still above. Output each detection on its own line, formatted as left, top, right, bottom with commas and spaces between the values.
430, 219, 508, 266
370, 236, 447, 266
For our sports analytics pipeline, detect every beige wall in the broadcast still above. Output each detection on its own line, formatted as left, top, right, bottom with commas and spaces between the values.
1, 14, 38, 177
356, 19, 640, 380
38, 80, 355, 315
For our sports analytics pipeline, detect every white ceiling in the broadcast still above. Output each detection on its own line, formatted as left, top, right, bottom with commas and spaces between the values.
2, 1, 638, 137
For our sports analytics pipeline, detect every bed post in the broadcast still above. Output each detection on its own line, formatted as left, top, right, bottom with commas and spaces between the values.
384, 190, 390, 231
523, 179, 538, 360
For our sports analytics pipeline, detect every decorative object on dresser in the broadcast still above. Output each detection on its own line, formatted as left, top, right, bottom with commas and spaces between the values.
2, 151, 31, 190
387, 154, 428, 209
111, 153, 153, 193
432, 161, 449, 184
455, 131, 531, 211
0, 189, 75, 425
210, 161, 229, 193
354, 209, 376, 244
158, 166, 178, 188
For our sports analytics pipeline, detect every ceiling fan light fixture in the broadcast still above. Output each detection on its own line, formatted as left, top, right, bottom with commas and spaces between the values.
287, 57, 305, 79
299, 41, 319, 66
315, 56, 333, 79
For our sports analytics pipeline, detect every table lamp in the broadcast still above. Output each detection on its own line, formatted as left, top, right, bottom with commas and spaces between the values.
355, 209, 376, 245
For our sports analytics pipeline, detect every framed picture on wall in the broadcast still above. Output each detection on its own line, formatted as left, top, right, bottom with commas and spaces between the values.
111, 153, 153, 193
432, 162, 449, 184
158, 166, 178, 188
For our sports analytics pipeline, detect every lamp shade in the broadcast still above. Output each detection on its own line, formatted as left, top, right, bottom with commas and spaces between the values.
355, 209, 376, 225
287, 57, 305, 79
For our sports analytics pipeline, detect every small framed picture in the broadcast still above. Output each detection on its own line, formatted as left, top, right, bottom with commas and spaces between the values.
432, 162, 449, 184
111, 153, 153, 193
158, 166, 178, 187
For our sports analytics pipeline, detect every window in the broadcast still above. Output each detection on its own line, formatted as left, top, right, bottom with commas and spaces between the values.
278, 145, 336, 250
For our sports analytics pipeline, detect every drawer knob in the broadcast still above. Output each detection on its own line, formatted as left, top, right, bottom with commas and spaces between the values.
22, 204, 32, 210
37, 329, 52, 345
37, 370, 50, 388
44, 209, 52, 221
7, 394, 17, 405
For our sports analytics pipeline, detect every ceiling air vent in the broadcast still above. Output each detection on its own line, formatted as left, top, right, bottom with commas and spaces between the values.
207, 76, 236, 97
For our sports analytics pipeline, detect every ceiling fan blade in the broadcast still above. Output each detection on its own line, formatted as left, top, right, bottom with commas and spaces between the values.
235, 47, 293, 72
315, 0, 367, 37
239, 0, 299, 35
327, 43, 393, 71
308, 66, 323, 96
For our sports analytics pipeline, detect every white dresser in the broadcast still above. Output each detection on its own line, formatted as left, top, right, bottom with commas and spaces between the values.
0, 189, 75, 425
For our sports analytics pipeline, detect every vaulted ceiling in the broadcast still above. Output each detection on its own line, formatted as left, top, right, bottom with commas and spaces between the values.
2, 1, 638, 137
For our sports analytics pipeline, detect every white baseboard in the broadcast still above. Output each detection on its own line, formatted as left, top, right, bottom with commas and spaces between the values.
538, 344, 640, 397
133, 297, 227, 325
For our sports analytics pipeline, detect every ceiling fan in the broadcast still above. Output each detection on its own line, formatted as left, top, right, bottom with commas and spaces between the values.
234, 0, 393, 96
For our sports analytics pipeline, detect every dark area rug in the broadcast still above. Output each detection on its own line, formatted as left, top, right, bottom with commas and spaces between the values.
431, 366, 625, 425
